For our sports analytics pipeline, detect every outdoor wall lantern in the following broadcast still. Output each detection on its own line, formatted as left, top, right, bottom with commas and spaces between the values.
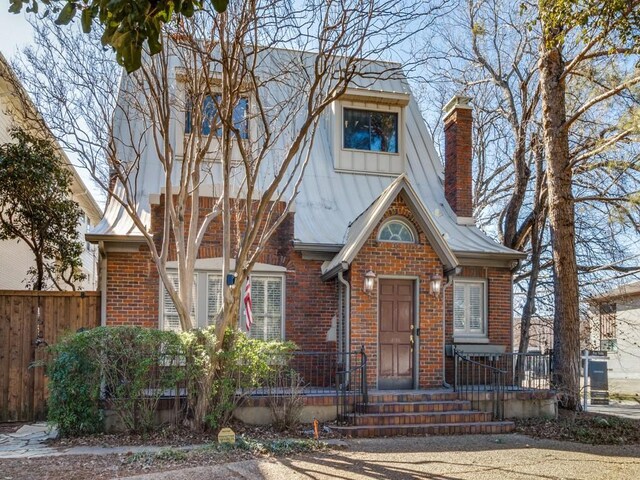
430, 273, 443, 297
363, 270, 376, 295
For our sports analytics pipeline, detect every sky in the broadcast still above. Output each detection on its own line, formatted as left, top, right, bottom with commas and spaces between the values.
0, 9, 106, 209
0, 9, 34, 59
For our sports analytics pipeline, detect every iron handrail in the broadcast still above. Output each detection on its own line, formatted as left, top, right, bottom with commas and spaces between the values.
454, 348, 507, 420
336, 346, 368, 425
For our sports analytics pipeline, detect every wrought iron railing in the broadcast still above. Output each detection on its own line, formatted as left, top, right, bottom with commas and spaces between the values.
240, 350, 341, 396
453, 349, 553, 420
336, 346, 368, 425
454, 348, 507, 420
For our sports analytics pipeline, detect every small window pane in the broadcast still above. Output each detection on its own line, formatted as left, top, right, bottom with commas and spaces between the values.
186, 94, 249, 139
378, 220, 415, 243
207, 275, 223, 326
246, 276, 283, 341
453, 281, 485, 336
343, 108, 398, 153
453, 284, 466, 331
163, 272, 197, 332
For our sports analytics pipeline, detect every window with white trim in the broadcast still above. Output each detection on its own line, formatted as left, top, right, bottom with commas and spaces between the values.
207, 274, 223, 325
453, 279, 487, 338
378, 218, 416, 243
333, 99, 404, 175
245, 276, 284, 341
162, 271, 284, 340
162, 272, 198, 331
185, 94, 249, 139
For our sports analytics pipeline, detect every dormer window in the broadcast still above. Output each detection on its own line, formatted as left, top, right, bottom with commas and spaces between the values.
343, 108, 398, 153
333, 94, 407, 175
185, 94, 249, 139
378, 218, 416, 243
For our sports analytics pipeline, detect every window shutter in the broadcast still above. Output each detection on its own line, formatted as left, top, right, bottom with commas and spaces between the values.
207, 275, 223, 326
265, 278, 283, 340
163, 273, 181, 332
468, 284, 483, 333
246, 276, 282, 341
453, 283, 466, 332
163, 272, 197, 331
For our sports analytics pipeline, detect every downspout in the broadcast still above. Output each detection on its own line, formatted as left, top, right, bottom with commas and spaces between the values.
99, 241, 107, 327
337, 263, 350, 366
442, 272, 454, 388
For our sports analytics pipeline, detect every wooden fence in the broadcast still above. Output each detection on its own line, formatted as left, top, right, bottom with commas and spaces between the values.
0, 290, 100, 422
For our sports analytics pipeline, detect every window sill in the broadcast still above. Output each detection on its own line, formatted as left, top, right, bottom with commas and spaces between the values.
453, 336, 489, 344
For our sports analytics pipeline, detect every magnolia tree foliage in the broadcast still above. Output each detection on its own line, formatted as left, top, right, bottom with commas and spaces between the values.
0, 128, 86, 290
8, 0, 229, 72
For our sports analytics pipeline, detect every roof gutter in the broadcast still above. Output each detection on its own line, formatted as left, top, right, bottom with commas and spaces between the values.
321, 261, 349, 282
293, 242, 343, 253
85, 233, 147, 244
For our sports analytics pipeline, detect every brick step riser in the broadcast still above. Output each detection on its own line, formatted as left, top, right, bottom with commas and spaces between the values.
334, 422, 515, 438
353, 412, 493, 426
364, 401, 472, 414
366, 393, 459, 403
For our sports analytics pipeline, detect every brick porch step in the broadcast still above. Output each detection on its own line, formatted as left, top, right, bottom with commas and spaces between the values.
366, 391, 460, 403
365, 400, 472, 413
352, 410, 493, 426
332, 420, 515, 438
333, 390, 513, 438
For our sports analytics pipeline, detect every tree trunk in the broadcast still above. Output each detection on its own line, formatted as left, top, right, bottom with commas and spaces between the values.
34, 256, 45, 291
538, 32, 581, 410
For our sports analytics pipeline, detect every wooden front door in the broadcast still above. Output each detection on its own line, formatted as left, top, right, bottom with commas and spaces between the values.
378, 279, 414, 389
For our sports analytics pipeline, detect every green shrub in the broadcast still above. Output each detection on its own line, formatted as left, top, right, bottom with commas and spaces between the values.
47, 326, 297, 436
47, 330, 103, 437
47, 326, 185, 436
181, 328, 297, 430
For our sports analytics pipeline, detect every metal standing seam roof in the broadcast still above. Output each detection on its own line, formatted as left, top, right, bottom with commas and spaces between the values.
89, 50, 524, 267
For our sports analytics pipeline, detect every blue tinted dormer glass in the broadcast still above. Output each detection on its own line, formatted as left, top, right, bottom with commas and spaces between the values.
186, 95, 249, 139
343, 108, 398, 153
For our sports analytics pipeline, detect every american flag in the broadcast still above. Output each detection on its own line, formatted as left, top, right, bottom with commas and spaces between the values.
244, 276, 253, 331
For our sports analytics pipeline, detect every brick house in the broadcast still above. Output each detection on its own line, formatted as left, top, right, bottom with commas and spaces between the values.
87, 62, 525, 391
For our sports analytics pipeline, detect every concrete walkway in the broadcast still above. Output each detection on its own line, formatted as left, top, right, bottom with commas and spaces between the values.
0, 423, 195, 459
588, 400, 640, 420
123, 434, 640, 480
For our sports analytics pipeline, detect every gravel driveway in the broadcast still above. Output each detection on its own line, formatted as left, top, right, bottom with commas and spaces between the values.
126, 433, 640, 480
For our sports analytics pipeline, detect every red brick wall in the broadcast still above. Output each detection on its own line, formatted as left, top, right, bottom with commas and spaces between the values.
105, 196, 337, 352
104, 192, 514, 390
443, 266, 514, 383
106, 246, 159, 327
444, 107, 473, 218
350, 194, 445, 389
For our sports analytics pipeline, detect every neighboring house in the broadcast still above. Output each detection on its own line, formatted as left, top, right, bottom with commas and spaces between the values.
87, 53, 525, 390
588, 281, 640, 396
0, 53, 102, 290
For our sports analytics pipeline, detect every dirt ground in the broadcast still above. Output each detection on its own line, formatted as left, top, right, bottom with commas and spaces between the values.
2, 433, 640, 480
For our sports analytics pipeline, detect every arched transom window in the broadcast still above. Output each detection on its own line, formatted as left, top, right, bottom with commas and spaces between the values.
378, 218, 416, 243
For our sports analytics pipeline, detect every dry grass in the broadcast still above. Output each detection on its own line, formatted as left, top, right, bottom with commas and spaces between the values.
515, 409, 640, 445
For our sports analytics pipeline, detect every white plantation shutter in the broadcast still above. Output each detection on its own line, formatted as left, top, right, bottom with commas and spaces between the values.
468, 284, 483, 332
453, 280, 486, 336
207, 275, 223, 326
163, 274, 181, 332
246, 276, 283, 341
163, 272, 197, 331
453, 283, 466, 331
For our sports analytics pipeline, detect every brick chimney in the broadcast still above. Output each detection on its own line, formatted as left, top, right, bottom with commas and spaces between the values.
443, 95, 473, 219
